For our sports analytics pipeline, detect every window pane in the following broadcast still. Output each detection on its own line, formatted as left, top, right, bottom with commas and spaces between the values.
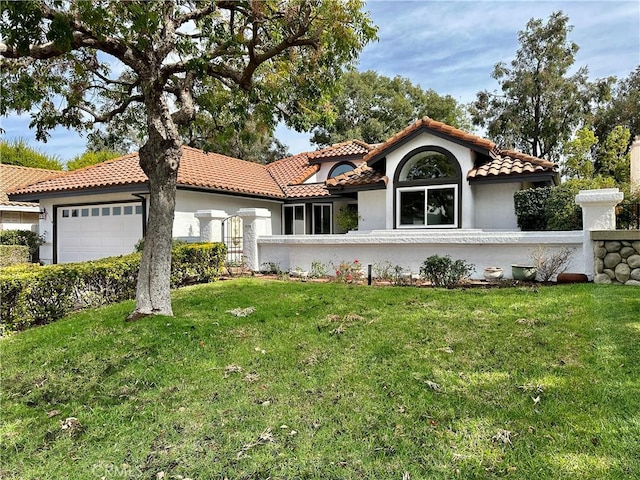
313, 204, 332, 234
400, 151, 457, 180
399, 190, 425, 225
124, 206, 133, 215
427, 188, 455, 225
135, 205, 143, 215
62, 209, 69, 218
294, 206, 305, 234
284, 206, 293, 235
102, 207, 110, 216
329, 163, 354, 178
113, 206, 121, 215
81, 208, 89, 217
91, 208, 100, 216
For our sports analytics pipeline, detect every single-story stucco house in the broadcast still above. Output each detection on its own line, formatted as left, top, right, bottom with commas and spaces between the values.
8, 117, 559, 265
1, 164, 62, 233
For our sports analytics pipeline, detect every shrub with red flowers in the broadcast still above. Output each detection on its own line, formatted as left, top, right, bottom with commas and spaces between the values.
333, 259, 364, 284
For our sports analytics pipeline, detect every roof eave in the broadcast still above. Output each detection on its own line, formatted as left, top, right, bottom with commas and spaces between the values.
467, 172, 558, 185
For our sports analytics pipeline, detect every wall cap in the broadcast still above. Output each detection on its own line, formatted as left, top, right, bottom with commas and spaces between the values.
591, 230, 640, 241
575, 188, 624, 206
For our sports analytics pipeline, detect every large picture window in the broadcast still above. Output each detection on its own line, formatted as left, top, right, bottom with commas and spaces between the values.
397, 185, 457, 227
394, 147, 461, 229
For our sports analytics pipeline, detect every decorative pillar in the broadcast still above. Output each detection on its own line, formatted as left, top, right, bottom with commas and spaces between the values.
631, 136, 640, 195
195, 210, 228, 243
575, 188, 624, 280
237, 208, 272, 271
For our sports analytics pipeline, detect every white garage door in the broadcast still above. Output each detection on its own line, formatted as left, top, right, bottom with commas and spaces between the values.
57, 202, 144, 263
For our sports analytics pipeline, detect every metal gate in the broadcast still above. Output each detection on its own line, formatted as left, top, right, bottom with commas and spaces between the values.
222, 215, 244, 275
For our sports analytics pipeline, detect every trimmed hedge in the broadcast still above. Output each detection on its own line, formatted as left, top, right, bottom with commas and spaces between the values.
0, 229, 44, 262
0, 242, 226, 334
513, 187, 551, 231
0, 245, 29, 267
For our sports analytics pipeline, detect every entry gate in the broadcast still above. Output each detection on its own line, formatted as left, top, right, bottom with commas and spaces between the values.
222, 215, 244, 275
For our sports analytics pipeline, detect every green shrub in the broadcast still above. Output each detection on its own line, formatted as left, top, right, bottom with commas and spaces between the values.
0, 242, 226, 334
420, 255, 475, 288
0, 245, 29, 267
513, 187, 551, 231
171, 242, 226, 287
0, 229, 44, 261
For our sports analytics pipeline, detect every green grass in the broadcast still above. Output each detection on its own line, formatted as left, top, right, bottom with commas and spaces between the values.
1, 279, 639, 479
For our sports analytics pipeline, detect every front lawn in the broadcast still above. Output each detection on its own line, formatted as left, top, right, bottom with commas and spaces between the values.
1, 279, 639, 479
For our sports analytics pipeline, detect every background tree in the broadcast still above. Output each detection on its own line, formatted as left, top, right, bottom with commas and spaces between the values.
66, 149, 122, 171
310, 70, 469, 147
561, 126, 597, 180
470, 11, 595, 161
0, 139, 63, 170
1, 0, 376, 318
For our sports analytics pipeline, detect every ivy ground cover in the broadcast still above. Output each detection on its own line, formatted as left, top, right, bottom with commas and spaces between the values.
1, 279, 639, 479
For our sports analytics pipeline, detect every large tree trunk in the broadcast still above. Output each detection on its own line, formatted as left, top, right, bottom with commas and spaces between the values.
129, 95, 182, 319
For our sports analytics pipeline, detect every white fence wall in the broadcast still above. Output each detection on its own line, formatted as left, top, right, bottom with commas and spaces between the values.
257, 230, 584, 279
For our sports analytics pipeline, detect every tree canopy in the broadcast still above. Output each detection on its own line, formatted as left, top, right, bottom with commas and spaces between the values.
470, 11, 598, 162
311, 70, 469, 147
1, 0, 376, 317
0, 139, 63, 170
66, 149, 122, 171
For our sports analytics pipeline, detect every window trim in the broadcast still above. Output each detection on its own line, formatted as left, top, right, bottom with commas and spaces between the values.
312, 203, 333, 234
393, 146, 462, 229
396, 184, 459, 229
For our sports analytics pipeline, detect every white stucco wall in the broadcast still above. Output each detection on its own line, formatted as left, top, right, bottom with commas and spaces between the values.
472, 183, 520, 230
258, 230, 585, 279
174, 190, 283, 240
357, 190, 386, 231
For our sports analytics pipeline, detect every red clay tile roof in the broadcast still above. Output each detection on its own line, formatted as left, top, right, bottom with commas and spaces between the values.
467, 149, 558, 180
363, 116, 557, 182
308, 140, 373, 161
326, 164, 388, 189
363, 117, 496, 162
1, 164, 62, 205
266, 152, 319, 187
282, 183, 330, 198
9, 147, 286, 199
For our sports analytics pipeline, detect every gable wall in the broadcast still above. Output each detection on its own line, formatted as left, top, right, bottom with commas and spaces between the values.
383, 132, 476, 229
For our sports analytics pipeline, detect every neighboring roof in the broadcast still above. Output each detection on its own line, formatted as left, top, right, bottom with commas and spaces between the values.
0, 164, 62, 207
9, 146, 286, 199
326, 164, 388, 191
363, 116, 558, 183
308, 140, 373, 163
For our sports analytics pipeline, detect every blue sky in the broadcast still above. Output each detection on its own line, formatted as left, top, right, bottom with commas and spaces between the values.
1, 0, 639, 163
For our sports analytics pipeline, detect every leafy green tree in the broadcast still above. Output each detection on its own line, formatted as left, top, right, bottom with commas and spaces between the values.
0, 139, 62, 170
310, 70, 469, 147
66, 150, 122, 171
598, 125, 631, 184
471, 11, 596, 161
561, 126, 597, 180
1, 0, 376, 317
593, 67, 640, 155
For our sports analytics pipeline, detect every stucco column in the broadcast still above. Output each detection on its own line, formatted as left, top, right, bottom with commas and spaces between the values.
575, 188, 624, 280
237, 208, 272, 271
631, 136, 640, 195
195, 210, 228, 242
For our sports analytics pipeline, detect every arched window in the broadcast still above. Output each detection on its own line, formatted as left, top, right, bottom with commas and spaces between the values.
394, 147, 461, 228
328, 161, 356, 179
